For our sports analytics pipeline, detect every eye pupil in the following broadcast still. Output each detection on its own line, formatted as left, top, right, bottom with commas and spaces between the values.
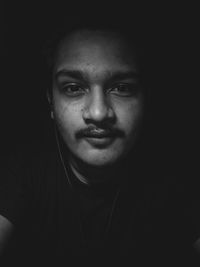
111, 84, 131, 95
109, 83, 139, 97
62, 83, 84, 96
68, 85, 80, 91
118, 85, 128, 91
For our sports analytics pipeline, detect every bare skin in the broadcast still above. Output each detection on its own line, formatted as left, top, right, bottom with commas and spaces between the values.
0, 215, 13, 255
193, 238, 200, 254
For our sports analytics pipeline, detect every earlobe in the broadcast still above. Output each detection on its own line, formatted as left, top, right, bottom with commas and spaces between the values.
46, 90, 54, 119
51, 111, 54, 119
46, 89, 52, 105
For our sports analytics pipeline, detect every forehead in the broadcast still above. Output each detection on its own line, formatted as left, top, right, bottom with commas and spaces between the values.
54, 30, 138, 74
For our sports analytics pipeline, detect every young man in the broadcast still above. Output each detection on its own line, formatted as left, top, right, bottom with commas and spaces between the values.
0, 20, 198, 266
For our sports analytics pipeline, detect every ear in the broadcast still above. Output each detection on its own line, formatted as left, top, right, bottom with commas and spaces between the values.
46, 89, 54, 119
46, 89, 52, 106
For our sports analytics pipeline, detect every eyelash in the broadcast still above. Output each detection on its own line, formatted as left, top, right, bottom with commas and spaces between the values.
60, 83, 138, 97
61, 84, 86, 96
109, 84, 139, 96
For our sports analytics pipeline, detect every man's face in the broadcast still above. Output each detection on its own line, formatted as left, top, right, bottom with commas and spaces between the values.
52, 30, 144, 168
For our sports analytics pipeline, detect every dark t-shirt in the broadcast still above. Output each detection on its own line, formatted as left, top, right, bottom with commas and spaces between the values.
0, 137, 199, 266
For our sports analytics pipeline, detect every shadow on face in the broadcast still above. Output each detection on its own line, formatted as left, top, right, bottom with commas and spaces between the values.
51, 29, 145, 171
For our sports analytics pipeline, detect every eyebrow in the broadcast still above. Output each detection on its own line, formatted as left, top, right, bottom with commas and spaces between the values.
55, 70, 86, 81
55, 69, 139, 82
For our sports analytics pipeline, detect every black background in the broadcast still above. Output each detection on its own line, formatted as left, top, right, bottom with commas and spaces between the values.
1, 2, 196, 176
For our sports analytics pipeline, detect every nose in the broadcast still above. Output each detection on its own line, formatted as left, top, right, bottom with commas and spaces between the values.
82, 86, 115, 123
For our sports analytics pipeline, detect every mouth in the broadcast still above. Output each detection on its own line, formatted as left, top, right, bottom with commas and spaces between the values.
83, 130, 115, 138
76, 127, 123, 148
84, 136, 115, 147
82, 130, 117, 147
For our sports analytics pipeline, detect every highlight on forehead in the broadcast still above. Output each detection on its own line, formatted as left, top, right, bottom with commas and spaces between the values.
55, 28, 139, 70
59, 28, 125, 44
43, 21, 145, 78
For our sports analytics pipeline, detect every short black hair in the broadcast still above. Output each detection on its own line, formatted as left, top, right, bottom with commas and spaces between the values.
43, 15, 149, 84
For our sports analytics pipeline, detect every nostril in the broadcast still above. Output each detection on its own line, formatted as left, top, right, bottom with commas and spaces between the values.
83, 102, 115, 122
82, 88, 115, 123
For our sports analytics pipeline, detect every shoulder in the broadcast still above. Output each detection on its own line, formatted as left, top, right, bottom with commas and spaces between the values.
0, 135, 63, 223
1, 135, 61, 202
0, 214, 13, 256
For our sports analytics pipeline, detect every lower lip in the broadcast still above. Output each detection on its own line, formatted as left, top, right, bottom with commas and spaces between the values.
84, 137, 115, 147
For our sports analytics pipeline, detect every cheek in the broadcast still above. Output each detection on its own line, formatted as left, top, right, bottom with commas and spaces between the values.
54, 100, 82, 135
116, 100, 144, 133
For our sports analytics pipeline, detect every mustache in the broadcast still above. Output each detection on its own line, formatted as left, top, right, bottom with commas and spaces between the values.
76, 125, 124, 139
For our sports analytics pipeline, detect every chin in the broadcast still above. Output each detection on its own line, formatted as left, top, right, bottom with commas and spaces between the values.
83, 159, 116, 168
77, 152, 125, 168
69, 144, 131, 169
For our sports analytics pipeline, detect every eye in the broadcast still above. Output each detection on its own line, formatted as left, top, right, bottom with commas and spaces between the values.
109, 83, 139, 97
61, 83, 85, 96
